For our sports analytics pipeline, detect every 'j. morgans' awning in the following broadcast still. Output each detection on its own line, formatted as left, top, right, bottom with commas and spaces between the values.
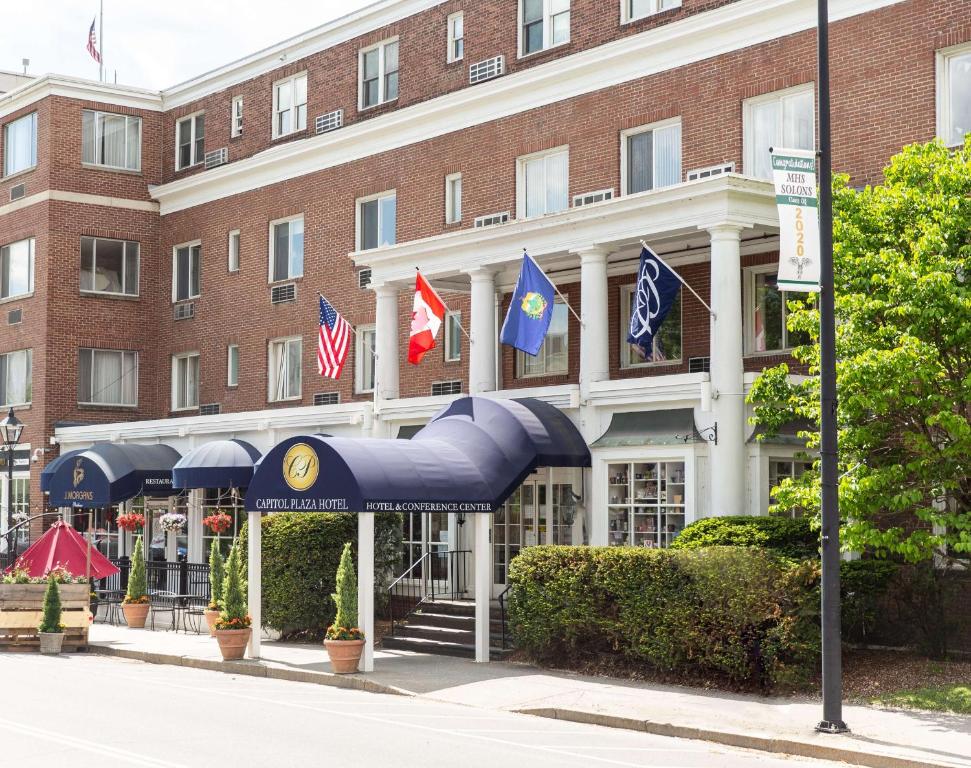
172, 439, 262, 490
245, 397, 590, 514
43, 443, 182, 506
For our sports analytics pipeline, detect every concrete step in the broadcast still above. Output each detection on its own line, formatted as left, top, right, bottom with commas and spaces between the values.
394, 623, 507, 645
382, 634, 514, 661
409, 611, 505, 632
420, 599, 506, 620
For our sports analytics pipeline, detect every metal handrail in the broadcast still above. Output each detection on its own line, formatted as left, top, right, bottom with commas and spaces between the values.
497, 583, 514, 650
389, 549, 471, 636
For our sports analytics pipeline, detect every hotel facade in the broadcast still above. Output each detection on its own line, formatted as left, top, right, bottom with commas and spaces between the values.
0, 0, 968, 596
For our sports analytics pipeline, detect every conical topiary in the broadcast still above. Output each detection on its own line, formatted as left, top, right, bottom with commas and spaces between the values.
38, 574, 62, 633
328, 542, 360, 639
208, 539, 225, 610
218, 540, 249, 629
125, 535, 147, 603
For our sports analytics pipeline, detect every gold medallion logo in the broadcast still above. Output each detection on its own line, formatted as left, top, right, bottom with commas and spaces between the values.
73, 458, 85, 488
283, 443, 318, 492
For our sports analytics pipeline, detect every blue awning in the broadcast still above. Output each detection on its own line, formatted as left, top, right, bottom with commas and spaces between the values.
172, 439, 262, 490
45, 443, 182, 506
40, 449, 85, 494
245, 397, 591, 514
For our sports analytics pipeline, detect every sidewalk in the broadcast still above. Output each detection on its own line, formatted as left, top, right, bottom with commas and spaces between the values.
88, 624, 971, 768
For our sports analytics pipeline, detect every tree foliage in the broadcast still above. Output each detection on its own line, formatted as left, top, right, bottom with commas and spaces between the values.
221, 541, 247, 623
331, 542, 359, 631
38, 575, 62, 634
208, 539, 225, 610
125, 535, 147, 602
748, 137, 971, 563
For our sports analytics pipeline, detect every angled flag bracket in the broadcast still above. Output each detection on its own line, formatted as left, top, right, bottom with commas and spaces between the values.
415, 268, 471, 340
523, 249, 584, 327
639, 240, 716, 319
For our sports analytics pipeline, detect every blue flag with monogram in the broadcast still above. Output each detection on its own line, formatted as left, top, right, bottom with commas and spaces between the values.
500, 254, 556, 356
627, 246, 682, 358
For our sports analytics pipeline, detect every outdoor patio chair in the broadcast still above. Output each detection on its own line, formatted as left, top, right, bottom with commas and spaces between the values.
149, 591, 180, 631
181, 595, 209, 634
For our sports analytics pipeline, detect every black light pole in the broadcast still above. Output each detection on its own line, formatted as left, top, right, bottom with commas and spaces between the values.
816, 0, 847, 734
0, 408, 24, 561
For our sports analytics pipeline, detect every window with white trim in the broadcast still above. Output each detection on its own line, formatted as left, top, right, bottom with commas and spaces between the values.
769, 458, 813, 516
622, 119, 681, 194
444, 311, 462, 362
171, 352, 199, 411
445, 173, 462, 224
743, 84, 814, 180
620, 285, 682, 367
607, 461, 686, 547
0, 349, 31, 407
355, 324, 376, 393
231, 96, 244, 137
623, 0, 680, 24
175, 112, 205, 170
81, 110, 141, 171
360, 39, 399, 110
78, 349, 137, 406
447, 12, 464, 62
938, 43, 971, 147
357, 192, 396, 250
745, 268, 810, 353
0, 238, 34, 300
517, 147, 569, 218
268, 336, 302, 402
3, 112, 37, 176
517, 300, 568, 376
521, 0, 570, 56
227, 344, 239, 387
228, 230, 240, 272
273, 73, 307, 138
81, 237, 139, 296
269, 215, 304, 282
172, 242, 201, 302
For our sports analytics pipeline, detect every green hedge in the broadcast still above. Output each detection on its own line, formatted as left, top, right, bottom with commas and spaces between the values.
508, 546, 819, 690
670, 516, 818, 559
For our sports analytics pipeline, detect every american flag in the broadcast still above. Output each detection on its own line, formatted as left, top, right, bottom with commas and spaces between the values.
317, 295, 350, 379
87, 18, 101, 64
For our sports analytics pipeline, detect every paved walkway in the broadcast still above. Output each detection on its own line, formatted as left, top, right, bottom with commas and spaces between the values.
87, 625, 971, 768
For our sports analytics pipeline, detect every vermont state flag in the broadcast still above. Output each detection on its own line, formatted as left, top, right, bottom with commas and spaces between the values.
500, 254, 556, 356
628, 246, 682, 358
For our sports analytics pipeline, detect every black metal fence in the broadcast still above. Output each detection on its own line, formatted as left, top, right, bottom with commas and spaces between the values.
103, 558, 210, 601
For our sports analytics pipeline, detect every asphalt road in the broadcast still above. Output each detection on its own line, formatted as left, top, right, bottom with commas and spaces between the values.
2, 654, 849, 768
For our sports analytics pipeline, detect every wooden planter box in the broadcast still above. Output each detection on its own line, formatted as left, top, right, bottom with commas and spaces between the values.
0, 583, 91, 652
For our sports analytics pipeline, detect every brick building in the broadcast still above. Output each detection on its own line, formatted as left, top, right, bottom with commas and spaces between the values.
0, 0, 968, 597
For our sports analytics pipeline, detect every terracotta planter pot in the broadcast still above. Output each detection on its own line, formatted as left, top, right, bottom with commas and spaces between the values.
204, 609, 220, 637
214, 627, 252, 661
122, 601, 150, 629
324, 638, 365, 674
39, 632, 65, 655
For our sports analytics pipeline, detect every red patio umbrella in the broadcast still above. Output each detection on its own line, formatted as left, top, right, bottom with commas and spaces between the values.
8, 521, 119, 580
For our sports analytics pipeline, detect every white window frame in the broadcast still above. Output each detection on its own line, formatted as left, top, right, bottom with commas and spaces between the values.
77, 348, 138, 407
358, 38, 399, 111
743, 264, 806, 355
621, 0, 681, 25
516, 145, 569, 219
0, 237, 34, 301
174, 111, 205, 171
516, 299, 569, 377
171, 352, 200, 412
0, 348, 32, 407
267, 214, 304, 283
356, 191, 397, 251
227, 344, 239, 387
171, 240, 202, 303
355, 324, 376, 394
81, 110, 142, 171
231, 96, 244, 138
3, 112, 37, 177
620, 117, 682, 195
447, 12, 465, 63
518, 0, 571, 58
444, 311, 462, 362
742, 83, 815, 180
268, 336, 302, 403
228, 230, 240, 273
445, 173, 462, 224
619, 284, 682, 368
272, 72, 307, 139
936, 42, 971, 148
80, 236, 140, 297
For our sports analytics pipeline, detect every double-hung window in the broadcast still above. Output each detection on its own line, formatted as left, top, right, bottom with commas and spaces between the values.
175, 112, 205, 170
447, 12, 464, 62
228, 230, 241, 272
172, 242, 201, 302
444, 312, 462, 362
623, 0, 680, 24
3, 112, 37, 176
518, 147, 568, 218
355, 325, 376, 393
171, 353, 200, 410
620, 285, 682, 366
521, 0, 570, 56
81, 237, 139, 296
360, 39, 399, 109
0, 238, 34, 300
937, 43, 971, 147
273, 73, 307, 138
622, 118, 681, 194
269, 215, 304, 282
81, 110, 141, 171
746, 269, 810, 353
231, 96, 244, 137
0, 349, 31, 407
268, 336, 302, 402
518, 300, 568, 376
78, 349, 137, 406
357, 192, 396, 250
445, 173, 462, 224
743, 84, 814, 180
768, 458, 813, 513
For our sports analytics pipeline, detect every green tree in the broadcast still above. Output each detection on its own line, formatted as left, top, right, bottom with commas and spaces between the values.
125, 535, 147, 602
331, 542, 358, 631
208, 539, 225, 610
221, 541, 247, 624
38, 575, 62, 633
748, 137, 971, 565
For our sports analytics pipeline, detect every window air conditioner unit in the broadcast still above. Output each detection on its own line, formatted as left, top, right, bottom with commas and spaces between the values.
686, 162, 734, 181
9, 183, 25, 202
469, 56, 504, 85
358, 268, 372, 289
204, 147, 229, 169
431, 381, 462, 397
271, 283, 296, 304
314, 392, 340, 406
199, 403, 221, 416
315, 109, 344, 134
572, 189, 614, 208
473, 211, 510, 228
174, 302, 195, 320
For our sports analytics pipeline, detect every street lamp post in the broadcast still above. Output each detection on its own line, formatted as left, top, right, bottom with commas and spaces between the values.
0, 408, 25, 561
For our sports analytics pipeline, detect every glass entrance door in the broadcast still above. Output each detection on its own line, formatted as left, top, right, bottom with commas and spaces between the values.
400, 511, 451, 593
493, 480, 549, 591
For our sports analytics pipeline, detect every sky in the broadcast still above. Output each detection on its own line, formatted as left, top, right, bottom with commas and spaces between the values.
0, 0, 377, 91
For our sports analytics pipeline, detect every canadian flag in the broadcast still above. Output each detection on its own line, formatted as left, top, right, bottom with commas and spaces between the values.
408, 272, 447, 365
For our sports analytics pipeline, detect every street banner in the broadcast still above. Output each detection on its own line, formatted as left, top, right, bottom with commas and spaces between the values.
771, 148, 820, 293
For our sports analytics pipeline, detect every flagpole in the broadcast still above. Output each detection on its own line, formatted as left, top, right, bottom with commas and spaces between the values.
639, 239, 716, 319
414, 268, 472, 341
522, 250, 584, 327
317, 292, 376, 357
99, 0, 104, 83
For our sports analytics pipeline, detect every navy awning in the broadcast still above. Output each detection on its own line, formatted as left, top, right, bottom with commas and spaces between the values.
172, 439, 262, 490
45, 443, 182, 506
40, 449, 85, 494
245, 397, 591, 514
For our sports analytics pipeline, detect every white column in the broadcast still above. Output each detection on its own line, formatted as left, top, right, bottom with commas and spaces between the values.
474, 512, 491, 663
576, 246, 610, 403
358, 512, 375, 672
247, 510, 262, 658
188, 489, 204, 563
374, 284, 400, 404
706, 223, 747, 517
467, 268, 497, 394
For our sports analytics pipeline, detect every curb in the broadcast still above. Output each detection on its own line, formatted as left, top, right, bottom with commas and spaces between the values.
516, 708, 965, 768
87, 644, 413, 698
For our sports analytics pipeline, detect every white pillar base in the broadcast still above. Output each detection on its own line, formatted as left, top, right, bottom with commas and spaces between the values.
358, 512, 375, 672
247, 510, 262, 659
474, 513, 491, 663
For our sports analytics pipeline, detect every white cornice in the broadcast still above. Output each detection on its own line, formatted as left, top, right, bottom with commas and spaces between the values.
588, 373, 708, 409
150, 0, 902, 216
0, 190, 159, 220
0, 75, 162, 120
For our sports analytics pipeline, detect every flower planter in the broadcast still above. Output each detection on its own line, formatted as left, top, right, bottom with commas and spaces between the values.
204, 609, 220, 637
39, 632, 65, 655
122, 601, 150, 629
0, 583, 91, 651
324, 639, 365, 674
214, 627, 252, 660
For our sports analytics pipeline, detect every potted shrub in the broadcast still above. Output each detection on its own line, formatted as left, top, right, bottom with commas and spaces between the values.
324, 542, 364, 674
37, 574, 65, 655
121, 535, 150, 628
205, 539, 225, 636
213, 542, 251, 660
